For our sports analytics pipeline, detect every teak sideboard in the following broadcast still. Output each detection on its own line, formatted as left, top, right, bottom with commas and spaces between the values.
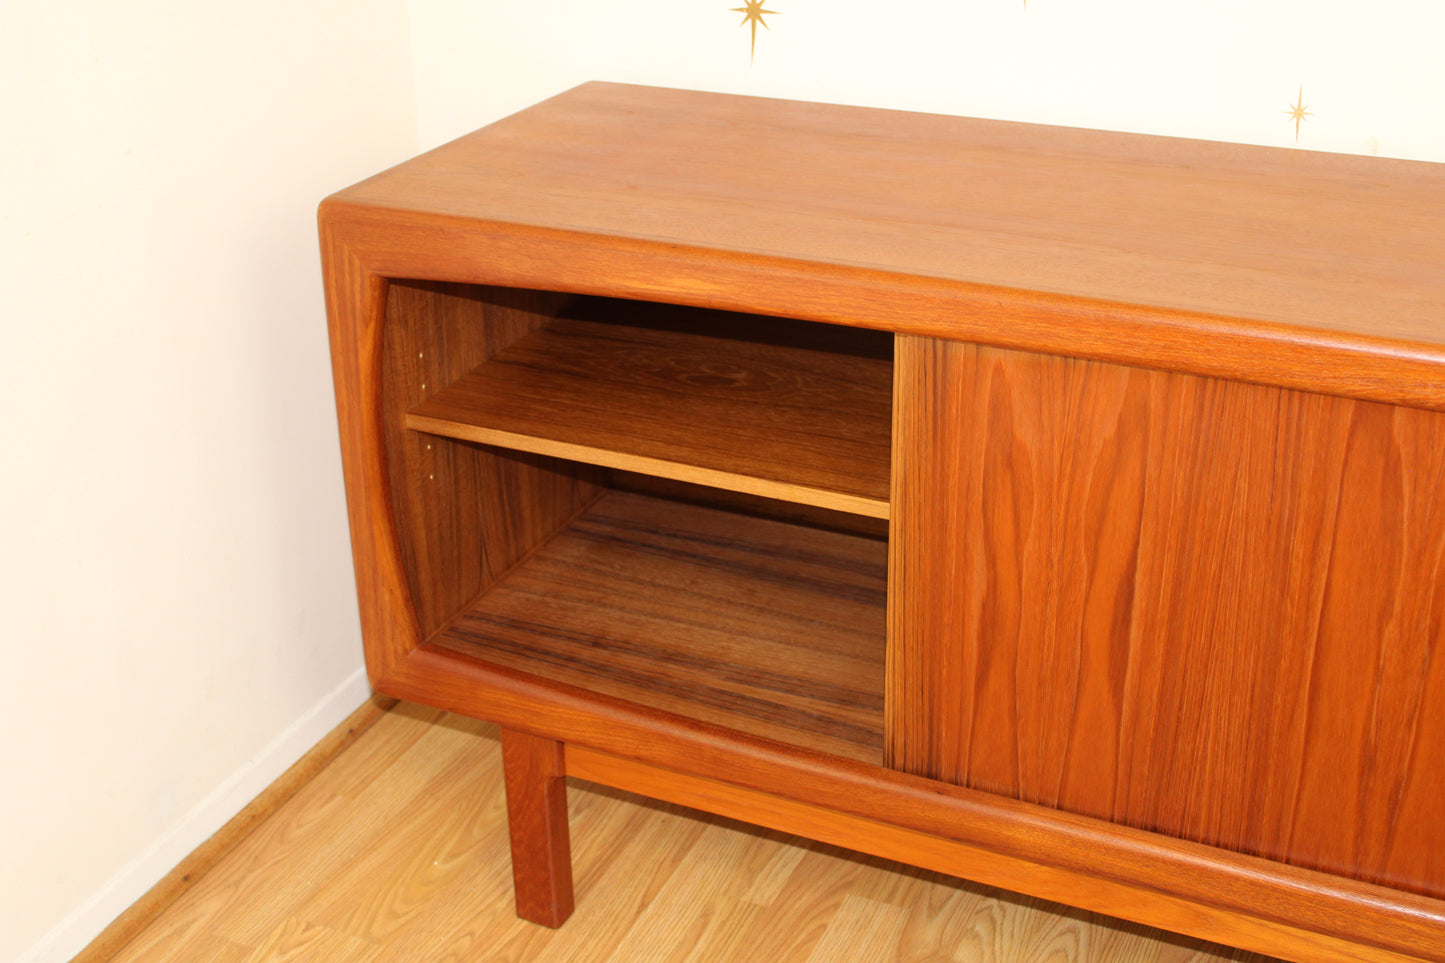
320, 83, 1445, 962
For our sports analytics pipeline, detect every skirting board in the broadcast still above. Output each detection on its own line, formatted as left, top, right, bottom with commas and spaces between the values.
16, 668, 378, 963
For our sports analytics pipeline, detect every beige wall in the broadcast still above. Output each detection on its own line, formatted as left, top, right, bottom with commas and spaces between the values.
408, 0, 1445, 161
1, 3, 416, 960
6, 0, 1442, 960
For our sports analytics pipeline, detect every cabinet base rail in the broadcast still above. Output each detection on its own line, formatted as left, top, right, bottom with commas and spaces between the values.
386, 644, 1445, 963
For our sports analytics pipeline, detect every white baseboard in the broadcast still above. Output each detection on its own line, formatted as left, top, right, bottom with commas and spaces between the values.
15, 667, 374, 963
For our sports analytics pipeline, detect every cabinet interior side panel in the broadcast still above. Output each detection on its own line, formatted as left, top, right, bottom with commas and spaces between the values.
381, 281, 602, 637
888, 335, 1445, 898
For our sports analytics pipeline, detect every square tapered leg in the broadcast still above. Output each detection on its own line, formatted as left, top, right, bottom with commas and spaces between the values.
500, 727, 575, 927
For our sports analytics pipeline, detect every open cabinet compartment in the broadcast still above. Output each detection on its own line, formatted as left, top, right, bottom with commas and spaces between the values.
378, 278, 893, 765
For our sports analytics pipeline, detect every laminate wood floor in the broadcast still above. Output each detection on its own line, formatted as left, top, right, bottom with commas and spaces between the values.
107, 702, 1279, 963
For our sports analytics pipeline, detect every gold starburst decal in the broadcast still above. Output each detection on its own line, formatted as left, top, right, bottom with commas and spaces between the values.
1285, 87, 1311, 142
732, 0, 777, 62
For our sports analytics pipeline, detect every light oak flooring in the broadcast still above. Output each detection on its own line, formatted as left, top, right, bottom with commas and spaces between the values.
107, 702, 1278, 963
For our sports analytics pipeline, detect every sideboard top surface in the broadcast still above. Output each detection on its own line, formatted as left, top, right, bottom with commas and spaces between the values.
324, 81, 1445, 405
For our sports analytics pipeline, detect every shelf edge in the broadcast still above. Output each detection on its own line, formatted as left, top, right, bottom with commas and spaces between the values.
404, 414, 892, 520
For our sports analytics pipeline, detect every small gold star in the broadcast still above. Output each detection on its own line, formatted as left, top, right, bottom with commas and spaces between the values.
732, 0, 777, 62
1285, 87, 1311, 142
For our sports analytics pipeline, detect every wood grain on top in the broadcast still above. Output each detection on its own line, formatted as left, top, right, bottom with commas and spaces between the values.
324, 82, 1445, 408
406, 298, 893, 518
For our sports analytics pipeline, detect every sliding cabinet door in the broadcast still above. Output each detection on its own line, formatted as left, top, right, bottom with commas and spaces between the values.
887, 334, 1445, 897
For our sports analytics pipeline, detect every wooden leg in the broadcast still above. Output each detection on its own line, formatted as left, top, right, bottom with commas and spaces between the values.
500, 727, 575, 927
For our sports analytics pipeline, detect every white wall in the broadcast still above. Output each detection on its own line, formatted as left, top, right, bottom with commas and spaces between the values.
408, 0, 1445, 161
5, 1, 1443, 961
0, 3, 417, 960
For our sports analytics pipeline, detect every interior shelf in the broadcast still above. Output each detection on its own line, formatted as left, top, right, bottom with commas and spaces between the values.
430, 488, 888, 764
405, 298, 893, 519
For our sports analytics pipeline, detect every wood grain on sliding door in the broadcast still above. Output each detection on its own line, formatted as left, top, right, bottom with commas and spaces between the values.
887, 334, 1445, 898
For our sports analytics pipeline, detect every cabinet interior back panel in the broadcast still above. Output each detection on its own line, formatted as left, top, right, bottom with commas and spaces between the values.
407, 298, 893, 518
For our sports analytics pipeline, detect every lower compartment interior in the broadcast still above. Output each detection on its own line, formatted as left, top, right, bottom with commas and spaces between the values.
427, 474, 888, 765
